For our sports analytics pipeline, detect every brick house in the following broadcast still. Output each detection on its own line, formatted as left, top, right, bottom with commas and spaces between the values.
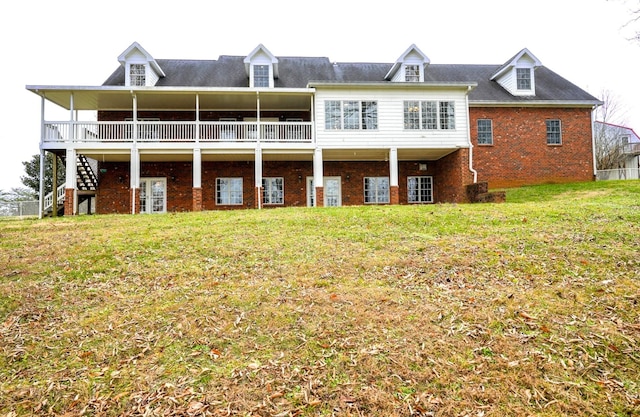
27, 43, 601, 215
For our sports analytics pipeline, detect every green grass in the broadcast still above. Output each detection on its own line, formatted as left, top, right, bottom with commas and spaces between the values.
1, 180, 639, 416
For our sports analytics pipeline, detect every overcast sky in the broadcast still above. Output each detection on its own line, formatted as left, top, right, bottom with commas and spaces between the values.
2, 0, 639, 192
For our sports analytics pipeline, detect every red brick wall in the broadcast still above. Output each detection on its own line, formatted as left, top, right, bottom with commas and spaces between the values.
469, 107, 595, 188
95, 156, 473, 213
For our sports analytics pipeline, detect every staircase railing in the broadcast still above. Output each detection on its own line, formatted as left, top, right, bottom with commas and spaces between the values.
44, 184, 66, 214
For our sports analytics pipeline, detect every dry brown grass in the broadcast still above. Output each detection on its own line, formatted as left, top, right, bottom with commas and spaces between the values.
1, 181, 639, 416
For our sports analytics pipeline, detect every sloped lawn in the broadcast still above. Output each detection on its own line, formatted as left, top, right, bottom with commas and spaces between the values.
1, 180, 639, 416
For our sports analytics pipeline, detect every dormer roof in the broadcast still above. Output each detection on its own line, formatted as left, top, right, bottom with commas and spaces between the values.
384, 44, 430, 81
243, 44, 279, 78
490, 48, 541, 81
117, 41, 165, 78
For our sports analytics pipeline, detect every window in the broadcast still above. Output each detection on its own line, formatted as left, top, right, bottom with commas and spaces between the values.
546, 119, 562, 145
405, 64, 420, 82
130, 64, 146, 86
404, 101, 420, 129
253, 65, 269, 87
403, 101, 454, 130
262, 177, 284, 205
477, 119, 493, 145
325, 101, 342, 130
516, 68, 531, 90
216, 178, 243, 205
408, 176, 433, 203
439, 102, 455, 130
364, 177, 390, 204
325, 100, 378, 130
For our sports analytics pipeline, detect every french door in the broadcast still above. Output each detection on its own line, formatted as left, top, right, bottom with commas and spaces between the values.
139, 178, 167, 214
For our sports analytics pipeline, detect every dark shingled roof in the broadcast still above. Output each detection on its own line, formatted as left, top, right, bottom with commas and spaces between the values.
102, 56, 599, 103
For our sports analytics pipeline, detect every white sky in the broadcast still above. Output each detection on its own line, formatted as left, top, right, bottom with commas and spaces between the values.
2, 0, 639, 191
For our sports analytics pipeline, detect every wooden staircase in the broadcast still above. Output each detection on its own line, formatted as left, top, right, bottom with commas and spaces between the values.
43, 154, 98, 216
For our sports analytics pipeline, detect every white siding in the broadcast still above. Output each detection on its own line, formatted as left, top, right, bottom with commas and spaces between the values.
314, 88, 470, 149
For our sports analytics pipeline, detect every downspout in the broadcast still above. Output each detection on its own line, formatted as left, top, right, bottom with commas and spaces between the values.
465, 86, 478, 183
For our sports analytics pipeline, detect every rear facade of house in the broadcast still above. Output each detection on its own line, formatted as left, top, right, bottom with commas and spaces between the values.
27, 43, 601, 215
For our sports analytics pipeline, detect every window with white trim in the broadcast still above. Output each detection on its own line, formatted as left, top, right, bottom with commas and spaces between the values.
404, 101, 455, 130
546, 119, 562, 145
253, 65, 269, 87
408, 176, 433, 203
364, 177, 390, 204
130, 64, 146, 86
477, 119, 493, 145
325, 100, 378, 130
216, 178, 243, 205
405, 65, 420, 82
262, 177, 284, 205
516, 68, 531, 90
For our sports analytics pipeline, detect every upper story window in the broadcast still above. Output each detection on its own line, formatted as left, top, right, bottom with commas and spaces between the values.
405, 65, 420, 82
253, 65, 270, 87
130, 64, 146, 86
477, 119, 493, 145
404, 101, 455, 130
325, 100, 378, 130
546, 119, 562, 145
516, 68, 531, 90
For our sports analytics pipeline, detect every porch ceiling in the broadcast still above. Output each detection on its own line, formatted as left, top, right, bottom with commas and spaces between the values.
27, 86, 314, 111
78, 147, 461, 163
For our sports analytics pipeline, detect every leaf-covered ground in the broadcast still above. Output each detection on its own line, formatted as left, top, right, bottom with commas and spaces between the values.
1, 181, 639, 416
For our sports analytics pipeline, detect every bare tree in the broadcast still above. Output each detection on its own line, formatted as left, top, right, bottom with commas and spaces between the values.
594, 90, 629, 170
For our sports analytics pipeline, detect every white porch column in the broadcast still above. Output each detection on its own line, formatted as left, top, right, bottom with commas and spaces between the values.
130, 148, 140, 214
65, 148, 77, 215
255, 145, 263, 209
193, 148, 202, 211
193, 148, 202, 188
38, 149, 45, 219
313, 147, 324, 207
389, 147, 399, 205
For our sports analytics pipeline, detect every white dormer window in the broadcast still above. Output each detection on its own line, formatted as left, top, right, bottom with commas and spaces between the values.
130, 64, 146, 86
118, 42, 165, 87
490, 48, 541, 97
385, 44, 429, 82
516, 68, 531, 90
405, 65, 420, 82
244, 44, 279, 88
253, 65, 270, 87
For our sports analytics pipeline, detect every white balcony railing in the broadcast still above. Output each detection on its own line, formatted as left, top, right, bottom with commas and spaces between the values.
623, 142, 640, 155
43, 121, 313, 143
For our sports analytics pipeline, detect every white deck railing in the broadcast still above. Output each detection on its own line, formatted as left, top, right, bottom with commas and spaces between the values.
43, 121, 313, 143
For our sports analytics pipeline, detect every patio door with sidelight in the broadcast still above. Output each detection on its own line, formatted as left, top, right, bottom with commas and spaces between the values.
307, 176, 342, 207
140, 178, 167, 214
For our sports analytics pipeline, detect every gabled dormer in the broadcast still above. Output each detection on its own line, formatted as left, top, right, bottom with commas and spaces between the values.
118, 42, 165, 87
384, 44, 430, 82
244, 44, 279, 88
490, 48, 541, 97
